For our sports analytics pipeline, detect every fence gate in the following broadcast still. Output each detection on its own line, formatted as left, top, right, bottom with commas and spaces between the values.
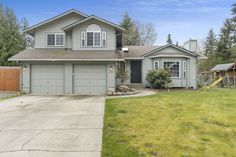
0, 67, 20, 91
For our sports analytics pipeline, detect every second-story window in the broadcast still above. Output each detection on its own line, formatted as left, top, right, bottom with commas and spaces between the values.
86, 24, 101, 47
47, 33, 64, 46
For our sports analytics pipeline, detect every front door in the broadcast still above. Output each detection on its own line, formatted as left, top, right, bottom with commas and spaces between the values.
131, 60, 142, 83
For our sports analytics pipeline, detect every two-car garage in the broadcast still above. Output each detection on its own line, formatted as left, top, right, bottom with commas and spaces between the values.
30, 64, 107, 95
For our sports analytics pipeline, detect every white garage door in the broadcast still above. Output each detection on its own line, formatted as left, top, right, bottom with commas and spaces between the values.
73, 65, 107, 95
31, 65, 64, 95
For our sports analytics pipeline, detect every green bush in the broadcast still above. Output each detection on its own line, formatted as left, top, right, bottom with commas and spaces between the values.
146, 69, 172, 89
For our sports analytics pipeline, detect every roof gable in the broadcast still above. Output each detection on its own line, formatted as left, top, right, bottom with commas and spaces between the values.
24, 9, 88, 33
62, 15, 125, 31
142, 44, 198, 57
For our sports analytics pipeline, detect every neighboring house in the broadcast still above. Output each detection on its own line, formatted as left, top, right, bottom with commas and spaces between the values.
9, 9, 205, 95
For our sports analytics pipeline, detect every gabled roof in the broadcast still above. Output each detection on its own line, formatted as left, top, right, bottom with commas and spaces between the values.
210, 63, 235, 72
142, 44, 198, 57
62, 15, 125, 31
24, 9, 88, 33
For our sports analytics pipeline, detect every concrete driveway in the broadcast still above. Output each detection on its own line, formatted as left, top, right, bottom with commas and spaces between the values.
0, 95, 105, 157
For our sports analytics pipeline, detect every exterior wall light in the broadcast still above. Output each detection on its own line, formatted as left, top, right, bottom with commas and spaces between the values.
23, 64, 27, 70
109, 65, 113, 73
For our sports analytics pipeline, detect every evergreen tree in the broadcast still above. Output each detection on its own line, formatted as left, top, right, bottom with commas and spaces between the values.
199, 29, 219, 72
120, 12, 139, 45
166, 34, 172, 44
20, 17, 34, 48
204, 29, 217, 56
231, 3, 236, 44
0, 6, 27, 66
217, 19, 233, 62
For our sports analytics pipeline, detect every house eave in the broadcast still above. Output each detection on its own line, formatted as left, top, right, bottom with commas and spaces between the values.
8, 59, 124, 62
23, 9, 88, 34
148, 55, 192, 59
142, 44, 198, 57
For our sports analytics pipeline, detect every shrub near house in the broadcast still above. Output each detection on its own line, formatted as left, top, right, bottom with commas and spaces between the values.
146, 69, 172, 88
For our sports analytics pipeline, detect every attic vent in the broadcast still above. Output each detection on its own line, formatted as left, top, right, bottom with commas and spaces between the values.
122, 47, 129, 52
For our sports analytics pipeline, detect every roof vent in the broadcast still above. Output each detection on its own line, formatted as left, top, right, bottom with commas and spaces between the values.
122, 47, 129, 52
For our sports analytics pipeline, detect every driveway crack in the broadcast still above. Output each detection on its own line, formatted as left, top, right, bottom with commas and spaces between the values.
21, 130, 43, 150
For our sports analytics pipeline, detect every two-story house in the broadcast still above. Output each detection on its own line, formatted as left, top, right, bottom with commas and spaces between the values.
9, 9, 205, 95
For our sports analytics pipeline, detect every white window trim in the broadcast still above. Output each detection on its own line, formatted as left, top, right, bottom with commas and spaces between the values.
81, 31, 85, 47
153, 61, 159, 70
46, 32, 65, 47
163, 60, 181, 79
102, 31, 106, 47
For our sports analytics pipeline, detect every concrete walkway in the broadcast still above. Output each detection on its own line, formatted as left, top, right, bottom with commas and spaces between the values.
0, 95, 105, 157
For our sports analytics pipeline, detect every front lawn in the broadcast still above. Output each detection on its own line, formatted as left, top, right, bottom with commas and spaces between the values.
102, 89, 236, 157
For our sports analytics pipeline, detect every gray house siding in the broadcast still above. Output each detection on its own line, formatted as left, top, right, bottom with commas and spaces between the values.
125, 46, 198, 89
20, 62, 116, 95
72, 19, 117, 50
34, 13, 84, 48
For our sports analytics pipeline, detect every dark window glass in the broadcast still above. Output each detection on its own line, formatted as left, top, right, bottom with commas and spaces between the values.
47, 34, 55, 46
87, 32, 93, 46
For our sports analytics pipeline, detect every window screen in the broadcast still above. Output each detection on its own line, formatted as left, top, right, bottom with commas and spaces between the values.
56, 34, 64, 46
94, 32, 101, 46
47, 34, 55, 46
87, 32, 93, 46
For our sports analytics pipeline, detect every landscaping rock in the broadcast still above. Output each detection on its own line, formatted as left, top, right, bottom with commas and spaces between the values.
118, 85, 129, 92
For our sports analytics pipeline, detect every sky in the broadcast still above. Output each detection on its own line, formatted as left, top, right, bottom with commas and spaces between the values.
1, 0, 235, 45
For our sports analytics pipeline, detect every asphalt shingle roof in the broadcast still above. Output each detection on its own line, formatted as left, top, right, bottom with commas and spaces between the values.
8, 49, 124, 61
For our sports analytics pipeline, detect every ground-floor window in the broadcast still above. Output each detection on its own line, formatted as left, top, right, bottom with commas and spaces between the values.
163, 61, 180, 78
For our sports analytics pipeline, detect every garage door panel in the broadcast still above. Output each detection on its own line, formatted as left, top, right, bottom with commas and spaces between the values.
73, 65, 106, 95
31, 65, 64, 95
74, 80, 106, 87
74, 74, 106, 80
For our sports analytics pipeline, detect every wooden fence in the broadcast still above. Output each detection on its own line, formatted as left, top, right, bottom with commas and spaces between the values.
0, 67, 20, 91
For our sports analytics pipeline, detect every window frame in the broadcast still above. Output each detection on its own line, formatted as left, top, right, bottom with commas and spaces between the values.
153, 61, 159, 70
46, 32, 64, 47
85, 24, 102, 47
163, 60, 181, 79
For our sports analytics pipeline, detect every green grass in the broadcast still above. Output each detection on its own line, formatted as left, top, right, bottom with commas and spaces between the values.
102, 88, 236, 157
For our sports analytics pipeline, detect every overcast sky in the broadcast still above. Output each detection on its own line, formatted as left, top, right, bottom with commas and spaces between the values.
1, 0, 235, 45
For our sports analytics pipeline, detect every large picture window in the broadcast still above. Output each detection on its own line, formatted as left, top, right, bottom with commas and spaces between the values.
163, 61, 180, 78
47, 33, 64, 46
